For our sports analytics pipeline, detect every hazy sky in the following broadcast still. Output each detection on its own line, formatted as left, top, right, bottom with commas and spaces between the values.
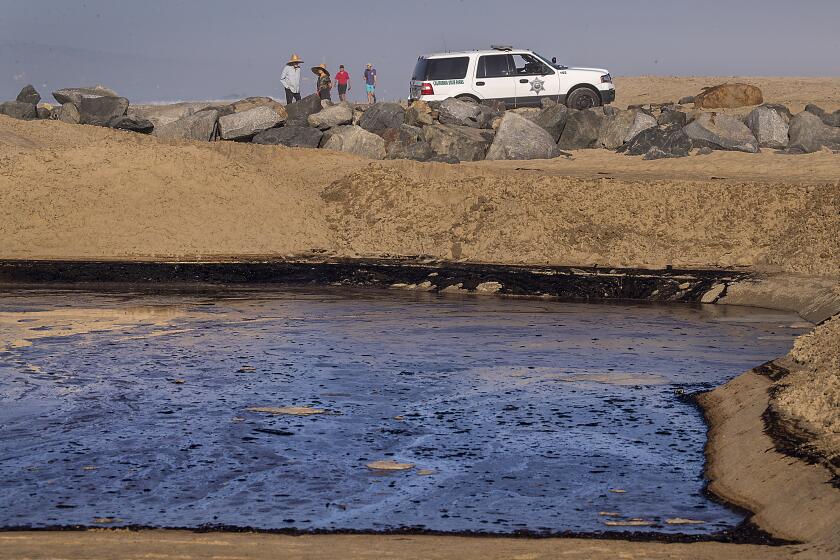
2, 0, 839, 103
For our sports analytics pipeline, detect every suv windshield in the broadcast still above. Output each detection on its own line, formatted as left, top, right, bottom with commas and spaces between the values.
413, 57, 469, 81
535, 52, 565, 69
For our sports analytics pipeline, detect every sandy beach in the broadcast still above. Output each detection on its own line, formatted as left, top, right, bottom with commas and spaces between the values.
1, 76, 838, 559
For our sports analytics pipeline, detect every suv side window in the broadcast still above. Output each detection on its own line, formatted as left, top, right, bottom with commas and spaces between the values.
511, 54, 552, 76
424, 57, 470, 80
476, 55, 512, 79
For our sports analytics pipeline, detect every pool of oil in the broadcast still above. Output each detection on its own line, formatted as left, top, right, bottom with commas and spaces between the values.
0, 288, 806, 534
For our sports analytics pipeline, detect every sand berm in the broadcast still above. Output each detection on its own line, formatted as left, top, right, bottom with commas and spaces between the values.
1, 76, 838, 559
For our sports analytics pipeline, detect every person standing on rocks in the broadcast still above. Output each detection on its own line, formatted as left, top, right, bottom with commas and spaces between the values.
312, 64, 333, 102
281, 54, 303, 104
335, 65, 351, 102
364, 63, 377, 104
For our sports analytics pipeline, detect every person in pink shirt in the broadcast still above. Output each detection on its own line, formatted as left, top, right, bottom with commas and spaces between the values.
335, 65, 351, 101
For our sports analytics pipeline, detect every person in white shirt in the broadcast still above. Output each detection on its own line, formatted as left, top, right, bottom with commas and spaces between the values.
281, 54, 303, 104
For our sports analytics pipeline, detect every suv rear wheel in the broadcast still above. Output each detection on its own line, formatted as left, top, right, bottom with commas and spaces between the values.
566, 87, 601, 110
455, 94, 480, 104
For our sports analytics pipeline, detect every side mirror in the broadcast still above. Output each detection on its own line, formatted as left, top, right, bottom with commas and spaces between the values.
552, 57, 557, 64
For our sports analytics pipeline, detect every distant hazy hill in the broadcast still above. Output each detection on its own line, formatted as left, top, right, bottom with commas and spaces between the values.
1, 41, 284, 103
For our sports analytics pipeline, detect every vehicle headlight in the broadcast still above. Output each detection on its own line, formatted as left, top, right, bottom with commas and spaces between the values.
601, 73, 612, 84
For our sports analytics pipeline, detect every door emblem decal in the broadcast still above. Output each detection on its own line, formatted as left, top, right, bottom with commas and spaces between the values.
529, 77, 545, 94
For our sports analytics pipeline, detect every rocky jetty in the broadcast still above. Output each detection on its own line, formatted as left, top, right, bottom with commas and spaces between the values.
2, 82, 839, 160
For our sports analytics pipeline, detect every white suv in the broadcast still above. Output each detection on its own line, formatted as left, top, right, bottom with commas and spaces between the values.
409, 46, 615, 110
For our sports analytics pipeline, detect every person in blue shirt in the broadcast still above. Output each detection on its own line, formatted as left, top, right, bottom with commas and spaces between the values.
363, 63, 377, 104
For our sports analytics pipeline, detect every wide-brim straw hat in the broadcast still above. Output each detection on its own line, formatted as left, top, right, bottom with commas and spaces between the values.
311, 64, 330, 76
287, 54, 303, 65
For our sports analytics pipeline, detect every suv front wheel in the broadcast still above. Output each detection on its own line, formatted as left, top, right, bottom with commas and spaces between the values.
566, 87, 601, 110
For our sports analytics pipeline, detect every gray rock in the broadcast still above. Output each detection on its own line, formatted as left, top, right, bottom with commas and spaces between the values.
424, 123, 494, 162
624, 111, 658, 143
745, 105, 790, 149
509, 107, 541, 119
307, 102, 353, 130
657, 109, 687, 127
129, 102, 220, 128
381, 126, 419, 157
79, 96, 129, 126
486, 112, 561, 160
56, 102, 80, 124
358, 102, 406, 135
53, 85, 119, 107
482, 99, 507, 114
388, 140, 434, 161
787, 112, 840, 153
558, 108, 604, 150
322, 125, 387, 159
154, 110, 218, 141
405, 101, 434, 127
109, 114, 154, 134
399, 123, 424, 141
697, 146, 714, 155
804, 104, 840, 128
618, 125, 692, 158
218, 106, 284, 140
532, 103, 569, 142
285, 94, 323, 127
683, 112, 759, 153
36, 106, 52, 120
0, 101, 37, 120
16, 85, 41, 105
597, 109, 635, 150
252, 126, 323, 148
438, 98, 482, 127
678, 96, 695, 105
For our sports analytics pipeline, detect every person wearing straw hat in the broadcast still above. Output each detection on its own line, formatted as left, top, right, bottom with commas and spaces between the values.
312, 63, 333, 102
281, 54, 303, 105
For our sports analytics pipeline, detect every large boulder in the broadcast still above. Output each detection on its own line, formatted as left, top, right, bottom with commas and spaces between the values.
745, 105, 791, 149
558, 108, 603, 150
438, 97, 482, 127
285, 93, 323, 127
618, 125, 692, 159
437, 97, 500, 129
0, 101, 38, 120
56, 102, 80, 124
53, 85, 119, 107
129, 102, 219, 128
787, 112, 840, 153
597, 109, 635, 150
109, 114, 154, 134
154, 110, 218, 141
405, 100, 434, 127
252, 126, 323, 148
532, 103, 569, 142
218, 106, 284, 140
804, 104, 840, 128
78, 96, 129, 126
485, 112, 561, 160
683, 112, 759, 153
308, 102, 353, 130
16, 85, 41, 105
321, 125, 386, 159
694, 83, 763, 109
423, 123, 494, 162
657, 107, 687, 127
231, 97, 287, 120
624, 111, 658, 143
358, 102, 406, 134
387, 140, 434, 161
